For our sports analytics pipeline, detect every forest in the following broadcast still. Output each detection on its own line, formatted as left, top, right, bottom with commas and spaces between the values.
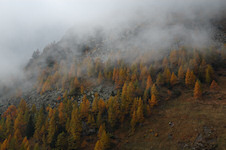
0, 45, 225, 149
0, 1, 226, 149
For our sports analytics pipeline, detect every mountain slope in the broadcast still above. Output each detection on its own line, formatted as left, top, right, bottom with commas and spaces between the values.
115, 69, 226, 150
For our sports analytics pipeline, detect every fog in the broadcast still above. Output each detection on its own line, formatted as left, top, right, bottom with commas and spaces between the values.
0, 0, 225, 84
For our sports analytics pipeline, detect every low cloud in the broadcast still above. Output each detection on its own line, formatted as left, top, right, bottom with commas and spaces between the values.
0, 0, 225, 85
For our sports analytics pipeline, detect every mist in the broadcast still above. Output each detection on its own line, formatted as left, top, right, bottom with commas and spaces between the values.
0, 0, 225, 85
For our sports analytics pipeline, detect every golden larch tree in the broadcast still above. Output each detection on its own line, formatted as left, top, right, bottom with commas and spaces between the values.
185, 69, 196, 87
149, 94, 157, 107
69, 108, 82, 148
194, 80, 202, 99
136, 98, 144, 123
210, 80, 220, 91
163, 68, 171, 84
92, 93, 99, 114
185, 68, 191, 86
80, 95, 90, 119
151, 84, 158, 97
146, 75, 153, 90
178, 66, 184, 81
73, 77, 80, 89
205, 65, 214, 84
170, 72, 178, 86
130, 110, 137, 133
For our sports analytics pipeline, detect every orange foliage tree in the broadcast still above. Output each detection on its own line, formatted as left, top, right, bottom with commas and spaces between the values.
210, 80, 220, 91
194, 80, 202, 99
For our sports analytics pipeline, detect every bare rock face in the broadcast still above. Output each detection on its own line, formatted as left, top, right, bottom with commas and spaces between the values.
71, 83, 116, 105
0, 89, 63, 113
178, 126, 218, 150
192, 126, 217, 150
0, 81, 116, 114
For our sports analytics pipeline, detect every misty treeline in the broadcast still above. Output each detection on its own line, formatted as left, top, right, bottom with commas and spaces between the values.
0, 44, 225, 149
1, 0, 226, 100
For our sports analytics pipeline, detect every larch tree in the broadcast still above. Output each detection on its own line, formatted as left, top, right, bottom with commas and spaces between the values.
119, 68, 127, 87
18, 99, 27, 114
130, 110, 137, 133
5, 117, 13, 136
14, 128, 23, 143
1, 138, 8, 150
14, 112, 26, 138
94, 140, 103, 150
41, 79, 51, 94
98, 99, 106, 115
21, 137, 30, 150
130, 98, 138, 117
170, 72, 178, 86
149, 94, 157, 107
92, 93, 99, 114
163, 67, 171, 85
205, 65, 214, 84
100, 129, 110, 150
194, 80, 202, 99
112, 68, 117, 81
80, 95, 90, 119
108, 97, 120, 128
139, 66, 148, 81
96, 111, 103, 127
185, 69, 196, 87
136, 98, 144, 123
73, 77, 80, 89
131, 71, 138, 82
190, 71, 196, 87
69, 108, 82, 149
47, 109, 57, 145
58, 102, 66, 126
210, 80, 220, 91
98, 124, 106, 139
34, 107, 45, 141
156, 73, 164, 86
146, 75, 153, 90
121, 83, 128, 120
3, 105, 17, 120
185, 68, 191, 86
151, 84, 158, 98
178, 66, 184, 81
126, 82, 135, 109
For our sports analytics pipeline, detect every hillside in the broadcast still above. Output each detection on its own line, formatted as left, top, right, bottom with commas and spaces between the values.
115, 69, 226, 150
0, 42, 225, 149
0, 6, 226, 150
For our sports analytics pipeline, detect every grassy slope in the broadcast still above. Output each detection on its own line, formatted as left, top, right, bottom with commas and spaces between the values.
114, 71, 226, 150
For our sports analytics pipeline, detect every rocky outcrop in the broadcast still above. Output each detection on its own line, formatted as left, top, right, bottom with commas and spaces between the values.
0, 89, 63, 113
178, 126, 218, 150
0, 82, 116, 114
